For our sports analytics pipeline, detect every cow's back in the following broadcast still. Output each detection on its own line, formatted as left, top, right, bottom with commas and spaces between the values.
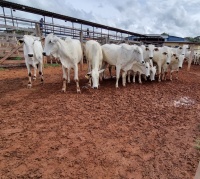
33, 40, 43, 62
66, 39, 82, 63
85, 40, 102, 67
102, 44, 120, 66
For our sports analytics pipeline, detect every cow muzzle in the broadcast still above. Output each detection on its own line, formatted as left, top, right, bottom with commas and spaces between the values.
28, 54, 33, 57
43, 52, 46, 56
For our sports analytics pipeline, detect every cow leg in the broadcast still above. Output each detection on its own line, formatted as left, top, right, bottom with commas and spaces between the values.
138, 73, 142, 84
170, 69, 175, 81
115, 65, 120, 88
38, 62, 44, 84
33, 66, 37, 80
27, 64, 32, 88
109, 66, 112, 78
74, 64, 81, 93
133, 72, 136, 83
62, 65, 67, 92
67, 68, 71, 83
176, 70, 179, 79
87, 63, 92, 86
158, 64, 161, 82
122, 71, 126, 87
127, 71, 131, 83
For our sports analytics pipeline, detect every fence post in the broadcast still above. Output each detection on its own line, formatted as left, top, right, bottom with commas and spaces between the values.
35, 23, 41, 37
80, 30, 83, 70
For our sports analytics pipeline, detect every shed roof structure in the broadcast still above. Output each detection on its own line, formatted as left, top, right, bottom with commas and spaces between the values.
0, 0, 146, 38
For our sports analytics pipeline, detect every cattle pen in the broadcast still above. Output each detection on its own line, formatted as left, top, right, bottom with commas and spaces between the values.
0, 1, 200, 179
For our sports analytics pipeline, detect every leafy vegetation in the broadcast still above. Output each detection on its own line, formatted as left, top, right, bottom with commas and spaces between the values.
0, 67, 5, 71
195, 139, 200, 150
185, 36, 200, 42
44, 63, 60, 68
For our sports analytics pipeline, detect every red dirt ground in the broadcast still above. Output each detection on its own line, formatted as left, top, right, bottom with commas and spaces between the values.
0, 63, 200, 179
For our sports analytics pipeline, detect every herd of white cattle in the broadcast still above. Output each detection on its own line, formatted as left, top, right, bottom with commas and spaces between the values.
19, 34, 199, 93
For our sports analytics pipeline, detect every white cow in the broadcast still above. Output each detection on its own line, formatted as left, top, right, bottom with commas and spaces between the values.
102, 43, 144, 88
43, 33, 83, 93
150, 65, 157, 81
141, 44, 156, 62
127, 61, 150, 84
162, 50, 185, 81
152, 46, 172, 82
84, 40, 104, 89
194, 52, 200, 65
19, 35, 44, 88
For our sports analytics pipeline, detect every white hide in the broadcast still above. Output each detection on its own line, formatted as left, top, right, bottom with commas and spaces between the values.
150, 66, 156, 81
22, 35, 43, 87
152, 46, 171, 82
102, 43, 144, 88
43, 33, 82, 93
141, 44, 155, 62
128, 61, 150, 84
85, 40, 103, 88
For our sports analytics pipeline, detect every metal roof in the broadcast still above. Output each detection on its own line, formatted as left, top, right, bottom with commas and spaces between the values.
0, 0, 146, 37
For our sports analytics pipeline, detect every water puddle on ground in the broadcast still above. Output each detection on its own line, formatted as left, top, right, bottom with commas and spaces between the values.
173, 96, 195, 107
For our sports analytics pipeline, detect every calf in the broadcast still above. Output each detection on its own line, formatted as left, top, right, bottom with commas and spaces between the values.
19, 35, 44, 88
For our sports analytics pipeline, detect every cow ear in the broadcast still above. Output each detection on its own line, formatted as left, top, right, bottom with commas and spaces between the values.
98, 69, 105, 74
85, 72, 91, 79
19, 39, 24, 43
50, 36, 59, 43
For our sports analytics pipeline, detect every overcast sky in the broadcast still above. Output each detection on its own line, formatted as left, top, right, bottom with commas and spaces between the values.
3, 0, 200, 37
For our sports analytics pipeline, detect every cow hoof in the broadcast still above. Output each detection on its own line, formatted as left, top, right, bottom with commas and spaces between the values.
27, 84, 32, 88
77, 88, 81, 93
62, 88, 66, 93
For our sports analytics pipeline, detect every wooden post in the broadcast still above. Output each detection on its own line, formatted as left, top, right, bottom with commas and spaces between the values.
187, 44, 194, 71
35, 23, 41, 37
79, 30, 83, 71
0, 43, 23, 64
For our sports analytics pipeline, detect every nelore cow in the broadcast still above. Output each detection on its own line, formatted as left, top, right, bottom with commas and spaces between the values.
43, 33, 83, 93
141, 44, 156, 63
127, 61, 150, 84
152, 46, 172, 82
19, 35, 44, 88
102, 43, 144, 88
84, 40, 104, 89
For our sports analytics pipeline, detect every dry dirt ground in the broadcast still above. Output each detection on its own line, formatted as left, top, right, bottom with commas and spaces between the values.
0, 63, 200, 179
